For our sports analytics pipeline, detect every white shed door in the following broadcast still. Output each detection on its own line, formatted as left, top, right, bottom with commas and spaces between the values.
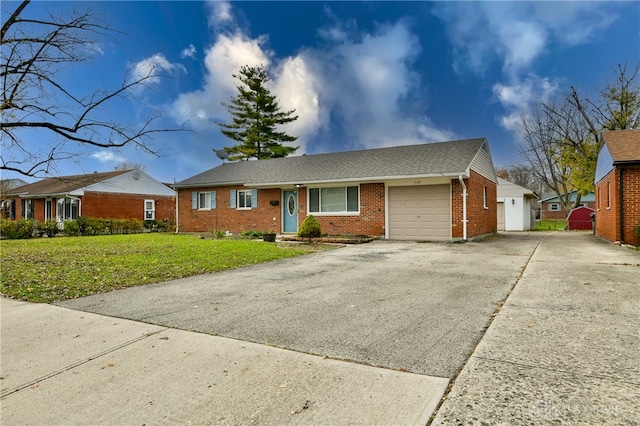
389, 185, 450, 240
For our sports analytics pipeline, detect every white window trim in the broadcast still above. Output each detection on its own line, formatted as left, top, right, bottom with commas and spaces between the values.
548, 203, 561, 212
307, 185, 360, 216
483, 185, 488, 210
145, 199, 155, 220
198, 192, 211, 211
237, 190, 252, 210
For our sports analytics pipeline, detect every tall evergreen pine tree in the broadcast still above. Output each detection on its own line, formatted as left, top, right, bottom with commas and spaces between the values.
217, 65, 299, 161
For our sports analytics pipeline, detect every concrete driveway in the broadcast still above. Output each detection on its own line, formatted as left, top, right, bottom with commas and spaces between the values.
56, 233, 541, 379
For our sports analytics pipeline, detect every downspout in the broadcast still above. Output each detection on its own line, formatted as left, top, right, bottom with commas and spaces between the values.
619, 168, 624, 244
174, 189, 179, 234
458, 175, 467, 241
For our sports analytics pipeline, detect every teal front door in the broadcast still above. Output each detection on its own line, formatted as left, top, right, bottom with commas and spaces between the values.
283, 190, 298, 233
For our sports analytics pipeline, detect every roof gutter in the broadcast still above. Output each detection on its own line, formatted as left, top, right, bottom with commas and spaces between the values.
249, 172, 469, 188
619, 168, 625, 244
458, 175, 467, 241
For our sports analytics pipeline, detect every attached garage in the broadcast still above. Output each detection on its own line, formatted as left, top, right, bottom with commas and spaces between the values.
388, 184, 451, 240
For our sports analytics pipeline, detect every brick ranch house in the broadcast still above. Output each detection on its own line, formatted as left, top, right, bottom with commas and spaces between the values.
173, 138, 497, 241
2, 170, 175, 224
594, 129, 640, 246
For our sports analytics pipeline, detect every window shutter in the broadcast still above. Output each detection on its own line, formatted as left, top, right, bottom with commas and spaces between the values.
210, 191, 217, 209
192, 192, 198, 209
251, 189, 257, 208
230, 190, 236, 208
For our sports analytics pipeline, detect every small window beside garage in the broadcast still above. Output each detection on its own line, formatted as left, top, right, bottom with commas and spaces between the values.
548, 203, 560, 212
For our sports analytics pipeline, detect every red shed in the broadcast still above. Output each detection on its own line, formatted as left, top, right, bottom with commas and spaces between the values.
567, 206, 595, 230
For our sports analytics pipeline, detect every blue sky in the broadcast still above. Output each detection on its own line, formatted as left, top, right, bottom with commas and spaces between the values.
4, 1, 639, 184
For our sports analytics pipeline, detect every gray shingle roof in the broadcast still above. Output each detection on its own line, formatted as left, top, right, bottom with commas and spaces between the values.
175, 138, 487, 188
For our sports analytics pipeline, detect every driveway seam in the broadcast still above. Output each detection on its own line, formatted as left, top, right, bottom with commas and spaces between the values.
0, 328, 168, 398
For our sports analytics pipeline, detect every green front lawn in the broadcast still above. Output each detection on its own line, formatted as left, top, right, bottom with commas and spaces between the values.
1, 234, 311, 303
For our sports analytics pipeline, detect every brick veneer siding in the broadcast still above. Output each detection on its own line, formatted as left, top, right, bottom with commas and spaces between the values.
9, 192, 174, 222
177, 186, 282, 234
81, 192, 175, 221
596, 166, 640, 246
451, 171, 497, 239
177, 183, 386, 236
299, 183, 386, 236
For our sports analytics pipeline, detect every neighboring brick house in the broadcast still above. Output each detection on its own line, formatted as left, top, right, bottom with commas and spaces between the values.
173, 138, 497, 241
594, 129, 640, 246
538, 191, 595, 220
3, 170, 175, 224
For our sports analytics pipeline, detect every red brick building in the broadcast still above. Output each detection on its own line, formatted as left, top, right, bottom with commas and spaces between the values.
2, 170, 175, 224
174, 139, 498, 241
594, 129, 640, 246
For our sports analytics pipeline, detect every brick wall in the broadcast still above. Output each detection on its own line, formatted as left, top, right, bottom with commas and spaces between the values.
622, 167, 640, 246
451, 171, 497, 239
177, 186, 282, 233
81, 192, 175, 221
7, 192, 174, 222
300, 183, 386, 236
177, 183, 386, 236
597, 166, 640, 246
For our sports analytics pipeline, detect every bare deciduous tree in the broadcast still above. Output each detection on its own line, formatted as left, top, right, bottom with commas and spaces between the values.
518, 63, 639, 214
1, 0, 183, 178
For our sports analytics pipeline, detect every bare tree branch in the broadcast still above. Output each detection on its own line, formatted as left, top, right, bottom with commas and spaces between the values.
0, 0, 185, 178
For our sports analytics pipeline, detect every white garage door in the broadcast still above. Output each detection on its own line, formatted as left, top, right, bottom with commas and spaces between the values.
388, 185, 451, 240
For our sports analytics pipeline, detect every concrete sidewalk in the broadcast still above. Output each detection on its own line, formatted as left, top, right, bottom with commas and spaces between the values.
432, 233, 640, 425
0, 298, 447, 425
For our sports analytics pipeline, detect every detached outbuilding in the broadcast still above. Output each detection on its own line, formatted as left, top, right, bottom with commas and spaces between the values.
173, 138, 498, 241
496, 178, 536, 231
567, 206, 595, 231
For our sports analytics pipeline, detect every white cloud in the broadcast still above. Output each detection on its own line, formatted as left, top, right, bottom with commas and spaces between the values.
433, 1, 616, 76
171, 7, 455, 157
493, 74, 559, 132
130, 53, 184, 86
206, 0, 233, 27
171, 32, 271, 129
91, 151, 126, 163
271, 56, 323, 151
180, 44, 197, 59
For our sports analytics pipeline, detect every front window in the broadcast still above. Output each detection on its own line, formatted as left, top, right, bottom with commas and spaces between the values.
145, 199, 155, 220
22, 199, 34, 219
238, 190, 252, 209
198, 192, 211, 210
308, 186, 359, 214
57, 197, 79, 221
548, 203, 560, 212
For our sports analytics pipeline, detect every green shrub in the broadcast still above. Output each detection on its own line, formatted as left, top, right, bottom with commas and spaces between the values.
63, 220, 81, 236
241, 230, 263, 238
38, 219, 61, 238
0, 219, 19, 239
634, 220, 640, 240
297, 215, 322, 239
9, 219, 38, 239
